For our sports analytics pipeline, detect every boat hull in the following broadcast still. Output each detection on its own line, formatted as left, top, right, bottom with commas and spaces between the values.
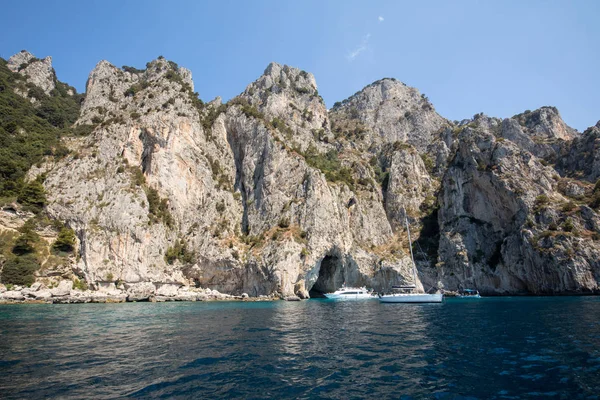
379, 293, 443, 303
323, 293, 375, 300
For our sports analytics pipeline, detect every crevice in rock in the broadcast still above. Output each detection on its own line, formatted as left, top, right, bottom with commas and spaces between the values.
488, 240, 503, 270
139, 129, 166, 175
223, 123, 250, 235
414, 207, 440, 267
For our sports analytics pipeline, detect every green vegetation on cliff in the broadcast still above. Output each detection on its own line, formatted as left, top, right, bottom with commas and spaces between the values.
301, 145, 355, 189
1, 219, 41, 286
0, 58, 83, 201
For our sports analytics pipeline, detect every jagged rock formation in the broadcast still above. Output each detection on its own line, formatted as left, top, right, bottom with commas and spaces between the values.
433, 121, 599, 294
7, 50, 56, 98
1, 50, 599, 299
555, 121, 600, 181
500, 107, 578, 160
330, 78, 449, 152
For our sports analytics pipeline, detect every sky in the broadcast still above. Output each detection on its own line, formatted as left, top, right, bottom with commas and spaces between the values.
1, 0, 599, 131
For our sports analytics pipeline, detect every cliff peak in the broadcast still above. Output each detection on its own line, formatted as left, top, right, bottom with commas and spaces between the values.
245, 62, 317, 96
7, 50, 55, 97
329, 77, 447, 151
510, 106, 578, 141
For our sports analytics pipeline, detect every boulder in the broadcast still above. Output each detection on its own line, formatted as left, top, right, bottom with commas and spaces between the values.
21, 288, 37, 298
2, 291, 25, 301
126, 282, 156, 301
50, 280, 73, 297
34, 290, 52, 300
155, 283, 180, 297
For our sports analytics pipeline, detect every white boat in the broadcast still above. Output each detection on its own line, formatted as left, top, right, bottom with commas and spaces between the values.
378, 210, 444, 304
323, 285, 374, 300
379, 291, 443, 303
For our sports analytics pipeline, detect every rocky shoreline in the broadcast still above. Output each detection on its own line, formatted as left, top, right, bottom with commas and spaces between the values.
0, 281, 281, 304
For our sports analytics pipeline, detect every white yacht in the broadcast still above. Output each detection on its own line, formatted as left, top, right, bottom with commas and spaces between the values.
379, 289, 443, 303
323, 285, 374, 300
378, 210, 444, 304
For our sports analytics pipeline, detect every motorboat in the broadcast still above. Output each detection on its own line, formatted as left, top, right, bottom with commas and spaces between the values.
323, 285, 375, 300
457, 289, 481, 298
378, 209, 444, 304
379, 289, 444, 303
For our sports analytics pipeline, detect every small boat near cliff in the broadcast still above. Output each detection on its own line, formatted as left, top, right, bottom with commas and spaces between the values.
457, 289, 481, 298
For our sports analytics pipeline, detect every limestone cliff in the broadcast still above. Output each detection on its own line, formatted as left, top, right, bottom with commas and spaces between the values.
1, 51, 599, 300
7, 50, 56, 96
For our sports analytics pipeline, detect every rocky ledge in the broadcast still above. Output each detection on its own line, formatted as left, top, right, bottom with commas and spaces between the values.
0, 281, 276, 304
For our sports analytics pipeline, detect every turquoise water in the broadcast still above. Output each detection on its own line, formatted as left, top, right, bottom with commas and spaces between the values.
1, 297, 599, 399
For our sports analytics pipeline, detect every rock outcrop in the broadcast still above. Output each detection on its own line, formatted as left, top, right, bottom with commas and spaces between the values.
330, 78, 449, 152
1, 50, 599, 298
0, 278, 255, 303
500, 107, 578, 160
555, 121, 600, 182
7, 50, 56, 97
433, 121, 599, 294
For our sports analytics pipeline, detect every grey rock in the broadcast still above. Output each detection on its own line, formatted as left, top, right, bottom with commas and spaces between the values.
555, 122, 600, 182
50, 280, 73, 297
432, 126, 600, 294
21, 288, 37, 298
155, 283, 181, 297
34, 290, 52, 300
330, 78, 449, 152
2, 291, 25, 301
7, 51, 56, 97
126, 282, 156, 301
5, 53, 596, 299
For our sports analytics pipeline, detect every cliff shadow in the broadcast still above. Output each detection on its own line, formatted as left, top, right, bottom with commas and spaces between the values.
308, 254, 346, 297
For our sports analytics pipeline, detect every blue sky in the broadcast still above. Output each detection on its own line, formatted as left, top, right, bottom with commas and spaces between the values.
1, 0, 598, 131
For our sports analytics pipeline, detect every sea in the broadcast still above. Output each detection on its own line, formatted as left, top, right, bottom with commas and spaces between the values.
0, 297, 599, 399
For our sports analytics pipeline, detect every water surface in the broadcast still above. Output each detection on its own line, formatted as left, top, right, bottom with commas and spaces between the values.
1, 297, 599, 399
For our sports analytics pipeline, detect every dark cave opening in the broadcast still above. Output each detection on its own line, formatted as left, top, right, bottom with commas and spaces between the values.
309, 255, 345, 297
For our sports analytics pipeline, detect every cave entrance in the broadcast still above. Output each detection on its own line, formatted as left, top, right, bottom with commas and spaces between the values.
309, 255, 345, 297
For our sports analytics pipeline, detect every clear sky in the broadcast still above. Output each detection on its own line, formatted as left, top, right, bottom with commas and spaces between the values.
1, 0, 599, 131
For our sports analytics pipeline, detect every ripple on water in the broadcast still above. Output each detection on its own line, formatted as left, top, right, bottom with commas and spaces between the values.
0, 298, 599, 399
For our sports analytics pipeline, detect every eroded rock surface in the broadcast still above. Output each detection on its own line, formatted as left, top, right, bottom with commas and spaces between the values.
1, 51, 599, 298
7, 50, 56, 97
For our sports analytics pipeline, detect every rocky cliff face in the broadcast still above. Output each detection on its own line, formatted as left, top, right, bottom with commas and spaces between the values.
433, 120, 599, 294
1, 51, 599, 298
555, 121, 600, 181
7, 50, 56, 98
330, 78, 449, 152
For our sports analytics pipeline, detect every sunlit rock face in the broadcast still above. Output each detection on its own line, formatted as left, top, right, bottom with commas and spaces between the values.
7, 50, 56, 100
3, 50, 599, 298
